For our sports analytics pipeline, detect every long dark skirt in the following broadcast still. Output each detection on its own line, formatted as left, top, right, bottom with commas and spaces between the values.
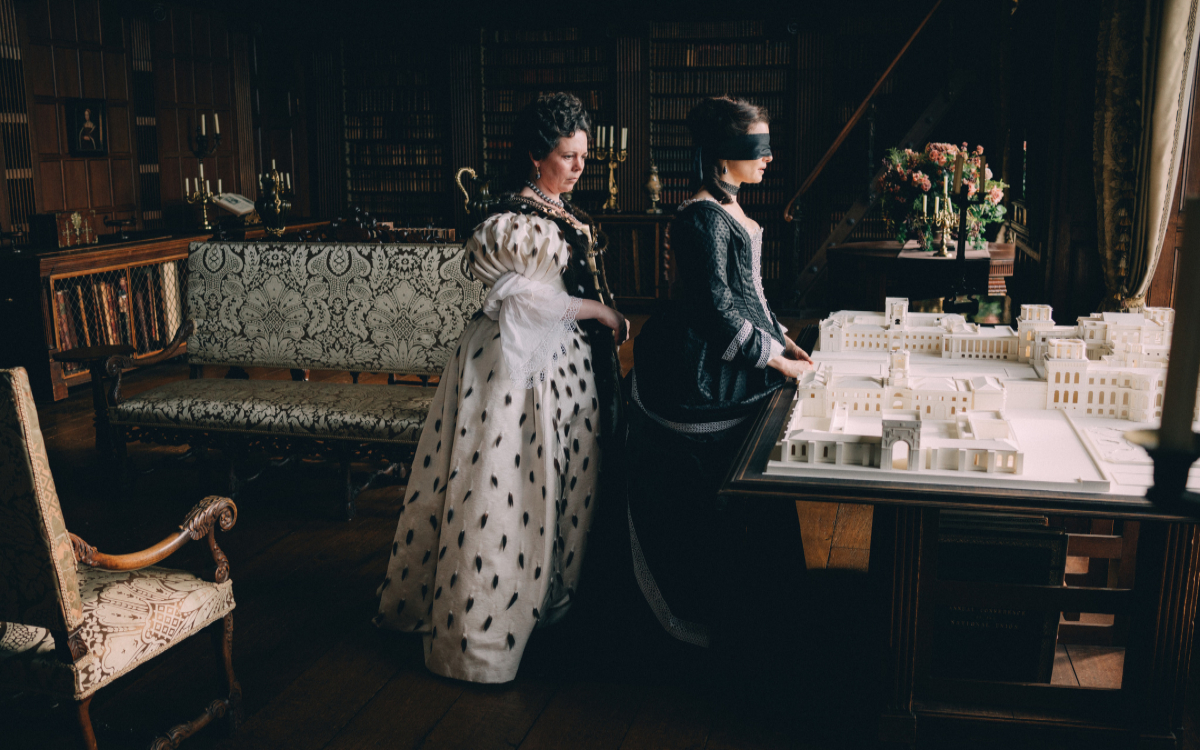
625, 401, 806, 650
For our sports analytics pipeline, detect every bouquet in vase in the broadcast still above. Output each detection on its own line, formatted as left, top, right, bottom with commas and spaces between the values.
876, 142, 1007, 250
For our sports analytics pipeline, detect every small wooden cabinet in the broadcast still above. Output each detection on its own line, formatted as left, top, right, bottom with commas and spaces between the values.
592, 214, 673, 311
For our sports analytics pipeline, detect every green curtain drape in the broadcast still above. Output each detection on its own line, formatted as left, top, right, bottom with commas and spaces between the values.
1095, 0, 1200, 310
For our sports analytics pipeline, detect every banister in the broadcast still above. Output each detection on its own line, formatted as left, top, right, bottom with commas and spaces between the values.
784, 0, 945, 222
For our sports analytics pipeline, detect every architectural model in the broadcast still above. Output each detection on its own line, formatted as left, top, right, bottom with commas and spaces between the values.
769, 299, 1180, 494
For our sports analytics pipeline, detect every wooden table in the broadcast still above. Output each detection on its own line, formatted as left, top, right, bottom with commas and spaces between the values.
720, 382, 1200, 748
826, 241, 1015, 312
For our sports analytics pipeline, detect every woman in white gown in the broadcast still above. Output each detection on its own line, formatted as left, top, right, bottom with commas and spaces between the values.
376, 93, 627, 684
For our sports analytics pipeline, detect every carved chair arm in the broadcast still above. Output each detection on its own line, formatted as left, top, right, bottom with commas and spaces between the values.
105, 320, 194, 406
70, 496, 237, 583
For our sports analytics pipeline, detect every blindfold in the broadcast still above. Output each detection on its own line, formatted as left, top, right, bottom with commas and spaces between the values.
711, 133, 771, 160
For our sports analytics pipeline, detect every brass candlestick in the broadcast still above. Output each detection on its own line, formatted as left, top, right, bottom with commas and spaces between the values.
930, 203, 958, 257
595, 144, 628, 212
185, 182, 216, 230
254, 169, 292, 238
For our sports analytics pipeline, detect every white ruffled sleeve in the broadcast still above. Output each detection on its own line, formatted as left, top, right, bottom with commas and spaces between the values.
467, 213, 582, 388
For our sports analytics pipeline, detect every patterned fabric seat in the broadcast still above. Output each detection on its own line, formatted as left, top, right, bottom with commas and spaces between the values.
111, 380, 435, 445
0, 566, 235, 699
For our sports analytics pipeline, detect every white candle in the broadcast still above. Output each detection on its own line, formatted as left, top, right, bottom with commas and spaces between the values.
258, 172, 263, 184
199, 162, 204, 179
217, 178, 222, 194
184, 177, 190, 194
621, 127, 628, 150
608, 126, 614, 149
597, 128, 604, 148
271, 159, 277, 170
1159, 196, 1200, 452
205, 179, 210, 193
214, 113, 219, 134
935, 196, 940, 214
285, 172, 292, 189
923, 195, 928, 215
200, 114, 206, 135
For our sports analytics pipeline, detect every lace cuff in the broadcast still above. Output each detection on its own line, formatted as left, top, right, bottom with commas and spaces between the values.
756, 328, 784, 369
723, 320, 754, 362
482, 272, 582, 389
514, 295, 582, 389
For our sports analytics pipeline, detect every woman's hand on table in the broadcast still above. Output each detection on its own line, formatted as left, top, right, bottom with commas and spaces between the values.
768, 354, 814, 380
784, 336, 813, 364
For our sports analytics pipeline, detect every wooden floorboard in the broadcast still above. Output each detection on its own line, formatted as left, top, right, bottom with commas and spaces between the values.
517, 680, 647, 750
618, 685, 712, 750
319, 668, 464, 750
418, 677, 557, 750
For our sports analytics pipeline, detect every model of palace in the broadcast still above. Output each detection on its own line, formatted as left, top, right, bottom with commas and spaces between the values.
775, 298, 1177, 478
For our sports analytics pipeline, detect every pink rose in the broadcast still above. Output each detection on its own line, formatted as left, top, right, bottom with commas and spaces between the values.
975, 145, 984, 155
988, 187, 1004, 204
985, 167, 993, 180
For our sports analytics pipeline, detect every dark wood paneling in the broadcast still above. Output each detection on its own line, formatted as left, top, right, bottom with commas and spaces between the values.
111, 157, 133, 204
39, 159, 63, 210
26, 43, 53, 96
33, 102, 57, 152
47, 0, 75, 42
86, 157, 109, 205
61, 158, 86, 207
52, 44, 77, 97
103, 50, 126, 100
78, 47, 101, 97
107, 104, 129, 153
174, 56, 192, 103
75, 0, 99, 45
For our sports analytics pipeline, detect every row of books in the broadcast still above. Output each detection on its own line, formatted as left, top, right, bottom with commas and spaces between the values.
651, 94, 786, 121
341, 70, 436, 89
346, 143, 444, 167
486, 27, 580, 43
652, 69, 790, 95
650, 41, 793, 68
485, 46, 606, 66
483, 67, 609, 87
484, 89, 604, 112
346, 174, 446, 193
651, 21, 769, 38
345, 125, 444, 143
343, 89, 439, 113
53, 266, 182, 372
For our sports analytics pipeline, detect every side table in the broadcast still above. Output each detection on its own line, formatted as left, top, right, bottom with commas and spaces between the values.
52, 344, 134, 455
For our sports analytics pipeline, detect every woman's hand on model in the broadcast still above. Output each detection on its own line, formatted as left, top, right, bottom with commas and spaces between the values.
783, 336, 814, 364
768, 353, 814, 379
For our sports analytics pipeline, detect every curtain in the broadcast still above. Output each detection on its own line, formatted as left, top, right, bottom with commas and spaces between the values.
1095, 0, 1200, 310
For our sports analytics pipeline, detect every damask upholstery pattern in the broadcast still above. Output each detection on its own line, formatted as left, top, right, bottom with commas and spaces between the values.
0, 369, 82, 633
110, 380, 435, 444
186, 242, 486, 375
0, 567, 235, 699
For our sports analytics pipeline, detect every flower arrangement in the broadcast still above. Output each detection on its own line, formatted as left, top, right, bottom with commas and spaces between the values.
876, 142, 1008, 250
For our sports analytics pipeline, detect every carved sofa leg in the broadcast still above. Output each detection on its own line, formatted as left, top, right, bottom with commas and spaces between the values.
76, 695, 98, 750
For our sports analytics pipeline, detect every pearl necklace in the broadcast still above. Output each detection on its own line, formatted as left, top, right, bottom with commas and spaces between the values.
525, 180, 564, 208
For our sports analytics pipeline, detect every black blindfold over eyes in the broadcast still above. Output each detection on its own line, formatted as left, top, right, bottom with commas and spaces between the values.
713, 133, 771, 160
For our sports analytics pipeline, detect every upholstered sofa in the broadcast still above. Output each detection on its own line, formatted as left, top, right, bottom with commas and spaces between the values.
0, 367, 241, 749
102, 241, 487, 519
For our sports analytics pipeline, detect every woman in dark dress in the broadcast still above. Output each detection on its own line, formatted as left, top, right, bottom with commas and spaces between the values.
626, 96, 813, 649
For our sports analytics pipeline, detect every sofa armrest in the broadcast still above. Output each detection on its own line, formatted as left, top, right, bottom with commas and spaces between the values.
70, 496, 237, 583
105, 320, 194, 405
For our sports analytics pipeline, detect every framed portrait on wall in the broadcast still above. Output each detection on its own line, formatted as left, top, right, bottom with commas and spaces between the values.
66, 99, 107, 157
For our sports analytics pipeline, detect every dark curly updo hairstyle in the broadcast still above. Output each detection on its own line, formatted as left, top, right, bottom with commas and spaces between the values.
507, 92, 591, 194
686, 96, 768, 204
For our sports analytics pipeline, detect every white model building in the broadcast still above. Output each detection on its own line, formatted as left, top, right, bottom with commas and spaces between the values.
777, 299, 1180, 482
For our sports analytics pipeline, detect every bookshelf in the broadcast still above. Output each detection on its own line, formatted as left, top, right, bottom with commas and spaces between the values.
341, 47, 452, 225
649, 22, 795, 286
480, 27, 611, 210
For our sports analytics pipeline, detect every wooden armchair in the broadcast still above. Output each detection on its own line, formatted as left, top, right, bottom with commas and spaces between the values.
0, 367, 241, 750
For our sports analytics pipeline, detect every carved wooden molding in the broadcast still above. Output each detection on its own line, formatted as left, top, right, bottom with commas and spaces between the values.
182, 496, 238, 540
70, 534, 97, 566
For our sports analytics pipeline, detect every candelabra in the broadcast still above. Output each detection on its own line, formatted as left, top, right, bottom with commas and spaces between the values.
185, 181, 216, 230
929, 202, 958, 257
186, 119, 221, 230
594, 144, 628, 213
254, 168, 292, 238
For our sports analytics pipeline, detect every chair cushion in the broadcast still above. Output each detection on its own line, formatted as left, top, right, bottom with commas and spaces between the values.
110, 379, 435, 444
0, 566, 235, 699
